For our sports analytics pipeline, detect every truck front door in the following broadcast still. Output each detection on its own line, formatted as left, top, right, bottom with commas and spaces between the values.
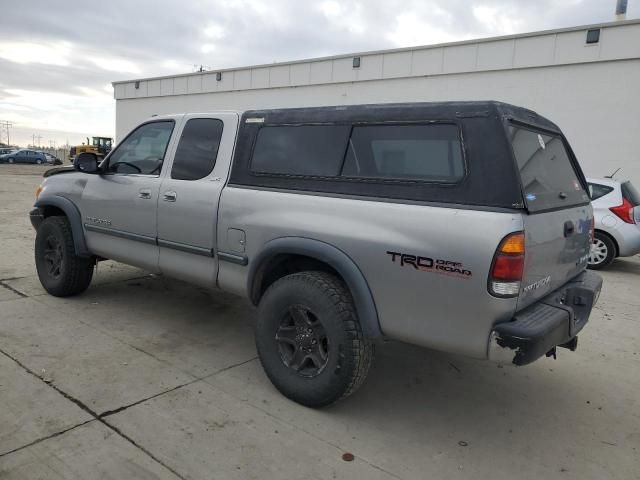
157, 113, 239, 287
80, 119, 177, 272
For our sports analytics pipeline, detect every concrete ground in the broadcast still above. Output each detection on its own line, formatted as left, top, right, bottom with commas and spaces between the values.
0, 164, 638, 480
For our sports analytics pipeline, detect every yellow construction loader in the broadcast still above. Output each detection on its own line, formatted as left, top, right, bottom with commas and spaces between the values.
69, 137, 113, 163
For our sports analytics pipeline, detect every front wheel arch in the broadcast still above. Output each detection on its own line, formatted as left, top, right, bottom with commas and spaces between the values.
34, 196, 91, 257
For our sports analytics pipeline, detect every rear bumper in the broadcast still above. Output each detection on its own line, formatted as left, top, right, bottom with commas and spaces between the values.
489, 270, 602, 365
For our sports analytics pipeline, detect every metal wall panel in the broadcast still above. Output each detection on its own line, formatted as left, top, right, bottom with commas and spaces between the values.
309, 60, 332, 83
443, 44, 478, 73
411, 48, 444, 75
234, 70, 251, 90
269, 65, 290, 87
173, 76, 188, 95
160, 78, 173, 96
290, 63, 311, 85
477, 40, 515, 71
251, 68, 270, 88
383, 51, 412, 78
147, 80, 161, 97
513, 34, 556, 68
186, 75, 202, 94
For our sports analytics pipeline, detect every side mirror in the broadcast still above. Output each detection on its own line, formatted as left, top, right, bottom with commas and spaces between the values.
74, 153, 100, 174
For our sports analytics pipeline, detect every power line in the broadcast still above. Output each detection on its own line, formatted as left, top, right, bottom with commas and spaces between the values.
0, 120, 14, 145
31, 133, 43, 148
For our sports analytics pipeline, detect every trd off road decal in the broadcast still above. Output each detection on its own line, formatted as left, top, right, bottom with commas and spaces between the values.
386, 251, 472, 278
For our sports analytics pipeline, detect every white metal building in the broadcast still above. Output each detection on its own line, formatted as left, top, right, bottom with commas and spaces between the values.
113, 19, 640, 182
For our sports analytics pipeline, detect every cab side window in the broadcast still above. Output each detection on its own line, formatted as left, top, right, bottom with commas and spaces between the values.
106, 121, 174, 175
171, 118, 224, 180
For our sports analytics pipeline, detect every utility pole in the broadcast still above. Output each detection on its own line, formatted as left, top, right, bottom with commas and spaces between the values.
0, 120, 14, 145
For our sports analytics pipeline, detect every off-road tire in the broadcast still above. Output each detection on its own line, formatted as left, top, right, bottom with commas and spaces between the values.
256, 271, 374, 407
588, 231, 616, 270
35, 216, 94, 296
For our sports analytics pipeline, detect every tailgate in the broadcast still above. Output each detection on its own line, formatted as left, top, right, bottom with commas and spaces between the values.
519, 206, 592, 308
508, 123, 592, 309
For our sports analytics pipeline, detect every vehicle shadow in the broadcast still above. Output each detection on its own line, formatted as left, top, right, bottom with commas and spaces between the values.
603, 256, 640, 275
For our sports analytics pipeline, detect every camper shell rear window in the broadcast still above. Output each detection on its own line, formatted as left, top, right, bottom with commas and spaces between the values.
508, 123, 589, 212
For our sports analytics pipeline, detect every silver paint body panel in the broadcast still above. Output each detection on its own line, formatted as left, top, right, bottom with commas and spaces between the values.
217, 187, 522, 358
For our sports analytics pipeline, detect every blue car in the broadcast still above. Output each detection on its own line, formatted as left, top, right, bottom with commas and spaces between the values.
0, 149, 48, 164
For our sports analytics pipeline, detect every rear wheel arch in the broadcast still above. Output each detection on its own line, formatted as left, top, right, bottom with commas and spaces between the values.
34, 196, 91, 257
248, 237, 383, 338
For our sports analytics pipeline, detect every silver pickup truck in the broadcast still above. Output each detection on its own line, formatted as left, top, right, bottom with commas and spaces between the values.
30, 101, 602, 407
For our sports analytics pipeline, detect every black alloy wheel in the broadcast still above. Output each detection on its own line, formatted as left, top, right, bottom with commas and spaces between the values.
42, 234, 64, 278
275, 305, 330, 377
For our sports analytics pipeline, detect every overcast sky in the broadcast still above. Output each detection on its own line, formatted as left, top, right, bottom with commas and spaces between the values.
0, 0, 637, 147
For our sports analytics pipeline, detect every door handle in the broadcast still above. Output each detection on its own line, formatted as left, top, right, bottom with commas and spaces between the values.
138, 189, 151, 199
563, 220, 575, 237
163, 191, 177, 202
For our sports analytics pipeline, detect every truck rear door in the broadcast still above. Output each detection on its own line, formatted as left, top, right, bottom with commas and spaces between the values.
508, 124, 593, 309
157, 112, 239, 287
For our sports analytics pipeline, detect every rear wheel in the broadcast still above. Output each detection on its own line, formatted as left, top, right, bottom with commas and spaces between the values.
256, 271, 374, 407
588, 231, 615, 270
35, 216, 94, 296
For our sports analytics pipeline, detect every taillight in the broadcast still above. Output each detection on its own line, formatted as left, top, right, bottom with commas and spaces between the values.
610, 198, 635, 224
489, 232, 525, 298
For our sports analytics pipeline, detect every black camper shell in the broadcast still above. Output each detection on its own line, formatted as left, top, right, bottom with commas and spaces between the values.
229, 101, 588, 211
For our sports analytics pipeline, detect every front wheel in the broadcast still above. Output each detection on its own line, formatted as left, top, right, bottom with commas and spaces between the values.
35, 216, 94, 296
36, 159, 42, 164
588, 231, 616, 270
256, 271, 374, 408
8, 158, 14, 163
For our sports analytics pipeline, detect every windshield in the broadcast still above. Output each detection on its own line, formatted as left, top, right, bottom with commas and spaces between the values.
509, 124, 589, 212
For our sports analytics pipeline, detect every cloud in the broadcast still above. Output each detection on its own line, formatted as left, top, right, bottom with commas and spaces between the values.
0, 0, 637, 146
0, 41, 73, 66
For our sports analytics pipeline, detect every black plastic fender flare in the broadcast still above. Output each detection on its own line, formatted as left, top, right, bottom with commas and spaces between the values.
34, 195, 91, 257
248, 237, 383, 338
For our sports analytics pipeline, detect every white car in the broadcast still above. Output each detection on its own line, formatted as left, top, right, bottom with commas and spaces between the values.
587, 177, 640, 269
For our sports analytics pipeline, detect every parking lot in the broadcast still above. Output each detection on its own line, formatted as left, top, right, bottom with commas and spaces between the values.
0, 164, 638, 479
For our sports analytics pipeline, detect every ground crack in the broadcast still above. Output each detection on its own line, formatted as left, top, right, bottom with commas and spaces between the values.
0, 348, 187, 480
0, 420, 95, 458
0, 281, 27, 298
98, 377, 202, 419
